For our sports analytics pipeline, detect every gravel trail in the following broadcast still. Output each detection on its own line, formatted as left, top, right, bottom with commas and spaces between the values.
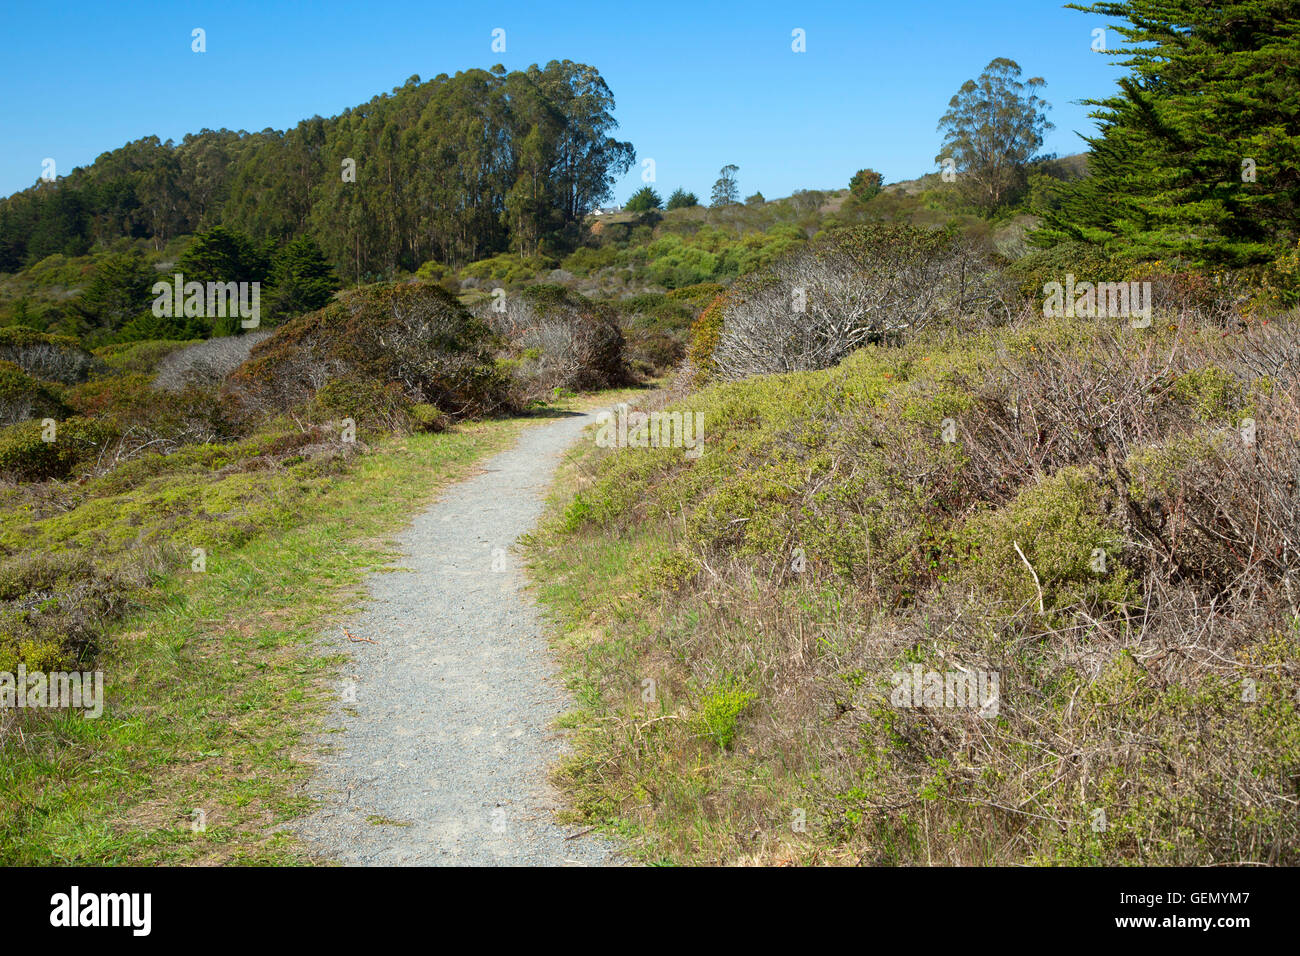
291, 408, 618, 866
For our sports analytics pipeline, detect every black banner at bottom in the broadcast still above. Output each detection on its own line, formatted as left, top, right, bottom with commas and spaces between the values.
0, 865, 1282, 942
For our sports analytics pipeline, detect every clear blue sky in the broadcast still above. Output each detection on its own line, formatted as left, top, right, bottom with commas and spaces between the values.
0, 0, 1125, 203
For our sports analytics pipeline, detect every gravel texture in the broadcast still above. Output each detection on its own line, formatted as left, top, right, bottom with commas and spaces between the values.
290, 408, 620, 866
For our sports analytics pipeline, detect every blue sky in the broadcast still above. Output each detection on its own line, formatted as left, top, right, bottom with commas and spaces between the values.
0, 0, 1125, 203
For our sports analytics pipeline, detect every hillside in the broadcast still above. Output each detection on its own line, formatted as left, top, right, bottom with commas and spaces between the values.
530, 304, 1300, 865
0, 62, 634, 279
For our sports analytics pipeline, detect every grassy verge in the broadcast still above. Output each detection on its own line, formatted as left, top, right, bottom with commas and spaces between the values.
0, 385, 648, 865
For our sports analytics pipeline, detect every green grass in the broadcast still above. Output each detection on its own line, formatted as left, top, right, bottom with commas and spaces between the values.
0, 385, 649, 864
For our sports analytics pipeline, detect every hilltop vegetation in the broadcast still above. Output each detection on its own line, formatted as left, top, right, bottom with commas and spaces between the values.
0, 62, 633, 278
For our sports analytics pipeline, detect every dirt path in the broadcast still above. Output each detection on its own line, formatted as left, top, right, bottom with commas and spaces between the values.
291, 408, 618, 866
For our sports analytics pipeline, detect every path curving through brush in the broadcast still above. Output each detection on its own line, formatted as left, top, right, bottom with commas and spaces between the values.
292, 408, 618, 866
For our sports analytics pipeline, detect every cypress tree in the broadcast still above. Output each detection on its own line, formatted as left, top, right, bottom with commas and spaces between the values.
1037, 0, 1300, 266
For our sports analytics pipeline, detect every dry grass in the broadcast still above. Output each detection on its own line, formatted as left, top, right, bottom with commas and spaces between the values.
531, 306, 1300, 866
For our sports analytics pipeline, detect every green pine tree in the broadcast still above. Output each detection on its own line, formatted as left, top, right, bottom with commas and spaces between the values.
74, 251, 155, 335
665, 188, 699, 210
1036, 0, 1300, 266
268, 235, 341, 320
625, 186, 662, 212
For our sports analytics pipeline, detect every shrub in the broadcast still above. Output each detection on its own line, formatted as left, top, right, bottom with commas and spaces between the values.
226, 280, 510, 421
848, 168, 884, 204
0, 552, 141, 671
93, 339, 197, 375
1169, 365, 1247, 423
686, 292, 728, 385
0, 326, 98, 384
1007, 240, 1135, 301
310, 377, 413, 432
0, 361, 68, 425
460, 254, 553, 285
642, 235, 721, 288
956, 466, 1136, 616
154, 330, 272, 391
415, 260, 449, 281
666, 282, 727, 311
706, 225, 1008, 381
694, 681, 755, 750
1125, 259, 1242, 326
486, 284, 629, 400
626, 329, 685, 373
409, 403, 448, 432
64, 372, 231, 454
0, 416, 119, 482
1248, 240, 1300, 313
560, 245, 619, 276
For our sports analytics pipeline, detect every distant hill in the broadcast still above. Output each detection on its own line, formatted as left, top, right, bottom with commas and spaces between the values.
0, 61, 635, 280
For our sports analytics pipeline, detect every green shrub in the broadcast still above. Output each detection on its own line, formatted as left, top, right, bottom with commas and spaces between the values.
956, 466, 1136, 615
415, 260, 449, 281
686, 292, 727, 383
1170, 365, 1247, 423
0, 552, 141, 670
560, 246, 619, 276
311, 377, 412, 431
0, 361, 68, 425
1008, 241, 1136, 301
0, 416, 119, 482
636, 548, 699, 593
666, 282, 728, 311
226, 280, 510, 421
409, 403, 448, 432
461, 254, 554, 284
694, 681, 755, 750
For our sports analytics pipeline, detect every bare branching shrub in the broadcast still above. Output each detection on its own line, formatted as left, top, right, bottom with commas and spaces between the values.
153, 330, 272, 392
0, 328, 98, 384
479, 284, 628, 403
710, 224, 1009, 381
954, 318, 1300, 606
